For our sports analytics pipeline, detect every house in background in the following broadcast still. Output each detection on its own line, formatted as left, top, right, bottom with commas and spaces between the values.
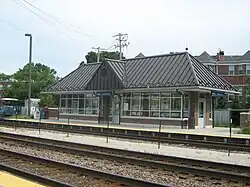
196, 50, 250, 100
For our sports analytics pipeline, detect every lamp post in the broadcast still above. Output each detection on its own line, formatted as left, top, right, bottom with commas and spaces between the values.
25, 33, 32, 116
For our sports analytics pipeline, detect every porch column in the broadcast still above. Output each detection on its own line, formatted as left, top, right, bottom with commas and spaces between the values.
188, 91, 198, 129
205, 93, 212, 127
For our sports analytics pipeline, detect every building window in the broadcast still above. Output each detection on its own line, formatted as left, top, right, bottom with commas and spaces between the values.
140, 93, 149, 117
238, 65, 243, 75
246, 64, 250, 75
229, 65, 235, 75
131, 93, 140, 116
59, 93, 99, 115
121, 92, 182, 118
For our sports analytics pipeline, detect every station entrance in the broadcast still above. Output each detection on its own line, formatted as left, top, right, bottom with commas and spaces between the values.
97, 93, 121, 125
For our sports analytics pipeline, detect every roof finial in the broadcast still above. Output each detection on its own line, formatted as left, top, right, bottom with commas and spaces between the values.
185, 44, 188, 52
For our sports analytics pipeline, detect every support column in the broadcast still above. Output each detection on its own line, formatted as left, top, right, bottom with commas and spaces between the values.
205, 93, 212, 127
188, 91, 198, 129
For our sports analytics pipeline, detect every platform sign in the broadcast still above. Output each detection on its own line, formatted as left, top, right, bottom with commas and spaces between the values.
212, 90, 226, 97
95, 92, 113, 97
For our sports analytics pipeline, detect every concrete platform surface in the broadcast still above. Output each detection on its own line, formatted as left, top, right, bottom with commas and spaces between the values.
0, 171, 46, 187
6, 118, 250, 139
0, 126, 249, 167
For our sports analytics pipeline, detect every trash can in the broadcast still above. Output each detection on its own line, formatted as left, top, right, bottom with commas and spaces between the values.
40, 109, 45, 119
44, 106, 49, 119
181, 119, 188, 129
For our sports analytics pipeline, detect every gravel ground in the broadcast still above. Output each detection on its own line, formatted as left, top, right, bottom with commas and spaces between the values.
0, 152, 123, 187
0, 126, 249, 167
0, 138, 247, 187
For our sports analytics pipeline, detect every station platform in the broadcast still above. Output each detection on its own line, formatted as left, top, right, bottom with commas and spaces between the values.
5, 118, 250, 139
0, 171, 46, 187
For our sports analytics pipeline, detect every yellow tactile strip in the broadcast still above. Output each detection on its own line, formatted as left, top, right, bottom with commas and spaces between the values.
0, 171, 46, 187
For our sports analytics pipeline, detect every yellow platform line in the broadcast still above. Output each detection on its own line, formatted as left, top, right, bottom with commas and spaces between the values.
0, 171, 46, 187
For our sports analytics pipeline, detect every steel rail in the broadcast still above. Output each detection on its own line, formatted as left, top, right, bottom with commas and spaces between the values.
1, 119, 250, 152
0, 148, 170, 187
0, 131, 250, 185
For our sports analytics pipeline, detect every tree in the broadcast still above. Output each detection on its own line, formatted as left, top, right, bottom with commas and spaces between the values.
0, 73, 11, 81
39, 94, 58, 108
215, 96, 228, 109
4, 63, 58, 106
85, 51, 125, 63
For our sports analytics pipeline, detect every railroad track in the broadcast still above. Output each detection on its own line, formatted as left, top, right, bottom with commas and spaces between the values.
0, 131, 249, 187
0, 147, 168, 187
1, 119, 250, 152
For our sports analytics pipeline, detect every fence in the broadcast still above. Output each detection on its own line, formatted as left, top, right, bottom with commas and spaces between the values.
214, 109, 230, 125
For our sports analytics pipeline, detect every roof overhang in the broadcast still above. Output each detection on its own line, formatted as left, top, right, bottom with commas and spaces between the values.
41, 86, 240, 95
197, 86, 240, 95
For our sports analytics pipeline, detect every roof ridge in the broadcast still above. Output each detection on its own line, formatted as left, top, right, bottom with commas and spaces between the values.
123, 52, 187, 61
190, 54, 238, 91
186, 53, 199, 86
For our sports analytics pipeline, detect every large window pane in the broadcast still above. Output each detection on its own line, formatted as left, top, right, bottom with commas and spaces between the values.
131, 93, 140, 116
122, 98, 131, 116
141, 93, 149, 117
67, 98, 72, 113
92, 98, 99, 115
72, 98, 78, 114
160, 97, 170, 118
79, 99, 85, 114
150, 94, 159, 110
131, 96, 140, 110
85, 96, 92, 114
171, 97, 181, 118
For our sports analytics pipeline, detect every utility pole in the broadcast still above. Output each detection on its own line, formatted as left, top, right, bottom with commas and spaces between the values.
113, 33, 129, 60
25, 33, 32, 117
92, 47, 100, 62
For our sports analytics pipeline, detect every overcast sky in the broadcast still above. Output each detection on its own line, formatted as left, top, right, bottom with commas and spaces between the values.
0, 0, 250, 77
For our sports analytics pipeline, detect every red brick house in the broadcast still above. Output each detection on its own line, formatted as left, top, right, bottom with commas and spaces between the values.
197, 50, 250, 99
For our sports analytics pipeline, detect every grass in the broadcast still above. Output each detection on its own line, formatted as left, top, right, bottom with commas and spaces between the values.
8, 115, 32, 119
214, 124, 238, 128
241, 127, 250, 134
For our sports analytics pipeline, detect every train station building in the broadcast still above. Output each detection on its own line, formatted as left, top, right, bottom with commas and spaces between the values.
44, 52, 238, 129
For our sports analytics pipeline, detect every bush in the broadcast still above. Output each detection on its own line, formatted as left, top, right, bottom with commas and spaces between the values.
8, 115, 32, 119
241, 127, 250, 134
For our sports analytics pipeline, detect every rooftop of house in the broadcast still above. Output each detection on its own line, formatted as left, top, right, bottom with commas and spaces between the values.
196, 50, 250, 63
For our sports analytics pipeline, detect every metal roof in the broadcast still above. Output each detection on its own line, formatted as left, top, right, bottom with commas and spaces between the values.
122, 52, 236, 91
45, 63, 100, 92
196, 51, 250, 63
189, 55, 236, 91
107, 60, 124, 81
240, 50, 250, 61
197, 51, 214, 62
44, 52, 237, 93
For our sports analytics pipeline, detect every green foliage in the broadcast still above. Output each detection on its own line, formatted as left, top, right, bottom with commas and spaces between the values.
0, 73, 11, 81
230, 96, 241, 109
39, 94, 58, 107
8, 115, 32, 119
85, 51, 125, 64
215, 96, 227, 109
3, 63, 58, 106
241, 127, 250, 134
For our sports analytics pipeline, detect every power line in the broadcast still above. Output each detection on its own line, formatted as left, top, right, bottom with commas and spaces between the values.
11, 0, 88, 47
21, 0, 91, 37
113, 33, 129, 60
